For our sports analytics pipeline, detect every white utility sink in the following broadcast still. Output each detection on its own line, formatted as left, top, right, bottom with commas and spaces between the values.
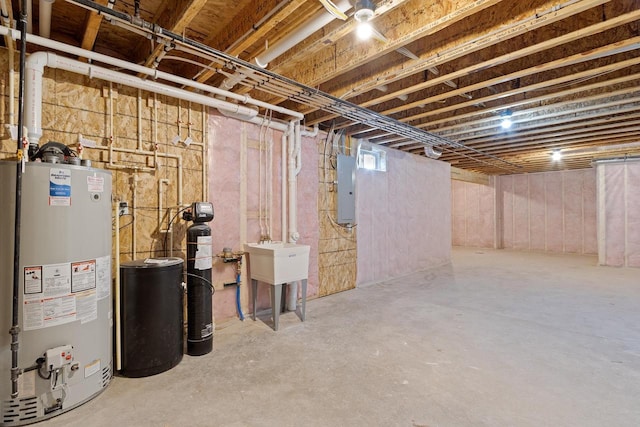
244, 242, 310, 284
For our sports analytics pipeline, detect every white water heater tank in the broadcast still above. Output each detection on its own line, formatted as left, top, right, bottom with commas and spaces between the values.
0, 161, 112, 425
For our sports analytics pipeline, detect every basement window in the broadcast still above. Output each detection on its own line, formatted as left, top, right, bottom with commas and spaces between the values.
357, 143, 386, 172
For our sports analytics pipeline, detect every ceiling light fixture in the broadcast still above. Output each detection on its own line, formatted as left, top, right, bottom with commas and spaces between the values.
551, 150, 562, 161
500, 109, 513, 130
354, 0, 375, 40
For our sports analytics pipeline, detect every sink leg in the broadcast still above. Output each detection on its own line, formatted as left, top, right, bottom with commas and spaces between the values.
301, 279, 307, 322
271, 283, 282, 331
251, 279, 258, 321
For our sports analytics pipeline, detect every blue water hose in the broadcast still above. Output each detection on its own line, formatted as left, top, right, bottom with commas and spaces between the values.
235, 272, 245, 321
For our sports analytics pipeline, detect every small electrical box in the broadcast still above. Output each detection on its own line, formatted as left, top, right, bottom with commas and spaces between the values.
45, 345, 74, 371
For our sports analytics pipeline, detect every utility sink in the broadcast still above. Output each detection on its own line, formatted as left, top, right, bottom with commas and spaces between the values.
244, 242, 310, 284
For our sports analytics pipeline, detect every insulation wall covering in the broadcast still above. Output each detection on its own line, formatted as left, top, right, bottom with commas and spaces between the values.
596, 159, 640, 267
356, 147, 451, 286
499, 169, 597, 254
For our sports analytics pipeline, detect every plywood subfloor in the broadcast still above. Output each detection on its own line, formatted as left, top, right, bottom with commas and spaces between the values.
39, 248, 640, 426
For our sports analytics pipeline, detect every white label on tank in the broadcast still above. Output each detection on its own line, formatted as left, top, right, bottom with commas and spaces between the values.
76, 289, 98, 324
71, 260, 96, 293
24, 266, 43, 294
87, 175, 104, 192
43, 263, 72, 297
43, 295, 76, 328
23, 300, 44, 330
194, 235, 212, 270
84, 359, 101, 378
49, 168, 71, 206
23, 263, 77, 330
96, 255, 111, 300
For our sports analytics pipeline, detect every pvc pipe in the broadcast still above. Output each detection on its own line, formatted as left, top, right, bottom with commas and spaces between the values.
254, 0, 351, 67
22, 51, 258, 146
158, 179, 170, 233
39, 0, 55, 38
137, 89, 143, 150
26, 0, 32, 33
0, 25, 303, 122
301, 124, 319, 137
288, 122, 299, 243
287, 282, 297, 311
281, 129, 288, 242
132, 173, 138, 259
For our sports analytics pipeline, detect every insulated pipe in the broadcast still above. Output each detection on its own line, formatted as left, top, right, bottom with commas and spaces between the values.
254, 0, 351, 67
39, 0, 54, 38
0, 26, 303, 121
22, 51, 258, 146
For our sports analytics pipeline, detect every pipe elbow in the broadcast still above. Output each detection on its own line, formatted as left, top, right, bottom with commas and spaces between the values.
25, 51, 51, 72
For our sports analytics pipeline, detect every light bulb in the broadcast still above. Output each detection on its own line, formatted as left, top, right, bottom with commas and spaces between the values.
501, 118, 512, 129
357, 22, 373, 40
552, 150, 562, 161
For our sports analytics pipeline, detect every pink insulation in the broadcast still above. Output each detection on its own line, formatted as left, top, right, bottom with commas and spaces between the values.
597, 160, 640, 267
208, 114, 319, 322
499, 169, 597, 254
455, 169, 597, 254
451, 178, 497, 248
356, 148, 451, 286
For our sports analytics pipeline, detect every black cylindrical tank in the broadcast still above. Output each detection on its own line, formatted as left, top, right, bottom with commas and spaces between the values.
119, 257, 184, 377
186, 223, 213, 356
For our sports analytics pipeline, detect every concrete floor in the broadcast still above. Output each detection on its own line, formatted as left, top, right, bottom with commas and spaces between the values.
36, 248, 640, 427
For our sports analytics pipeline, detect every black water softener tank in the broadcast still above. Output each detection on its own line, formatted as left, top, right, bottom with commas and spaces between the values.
185, 202, 215, 356
119, 257, 184, 377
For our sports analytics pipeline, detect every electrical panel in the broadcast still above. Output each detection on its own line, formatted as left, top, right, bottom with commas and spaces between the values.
337, 154, 356, 224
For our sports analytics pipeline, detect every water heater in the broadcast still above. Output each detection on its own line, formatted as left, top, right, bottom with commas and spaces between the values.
0, 161, 112, 425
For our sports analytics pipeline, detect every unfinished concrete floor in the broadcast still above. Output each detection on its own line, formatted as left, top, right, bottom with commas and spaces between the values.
36, 248, 640, 426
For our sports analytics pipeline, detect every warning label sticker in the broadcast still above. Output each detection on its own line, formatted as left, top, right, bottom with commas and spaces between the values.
49, 168, 71, 206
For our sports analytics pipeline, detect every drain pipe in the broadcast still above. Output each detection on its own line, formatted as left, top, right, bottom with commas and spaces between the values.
0, 26, 304, 123
254, 0, 351, 67
23, 51, 259, 147
9, 0, 28, 399
39, 0, 55, 38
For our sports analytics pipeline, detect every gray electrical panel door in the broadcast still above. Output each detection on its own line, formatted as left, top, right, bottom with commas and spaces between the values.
337, 154, 356, 224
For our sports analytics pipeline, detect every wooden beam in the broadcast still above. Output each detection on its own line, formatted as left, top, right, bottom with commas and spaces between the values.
451, 166, 491, 185
273, 0, 503, 87
141, 0, 209, 69
192, 0, 308, 84
79, 0, 108, 59
305, 0, 619, 126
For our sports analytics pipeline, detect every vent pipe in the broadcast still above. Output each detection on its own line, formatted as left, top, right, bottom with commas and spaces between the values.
254, 0, 351, 68
39, 0, 54, 38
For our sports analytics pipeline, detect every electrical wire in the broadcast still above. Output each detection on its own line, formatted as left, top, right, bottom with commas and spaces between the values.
184, 272, 215, 293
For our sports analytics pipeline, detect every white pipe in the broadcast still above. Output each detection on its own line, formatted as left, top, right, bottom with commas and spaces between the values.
158, 178, 170, 232
26, 0, 32, 33
23, 51, 258, 146
288, 122, 299, 243
0, 25, 303, 122
294, 121, 302, 176
137, 89, 143, 150
301, 124, 319, 138
39, 0, 55, 38
132, 173, 138, 259
281, 129, 288, 242
254, 0, 351, 68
